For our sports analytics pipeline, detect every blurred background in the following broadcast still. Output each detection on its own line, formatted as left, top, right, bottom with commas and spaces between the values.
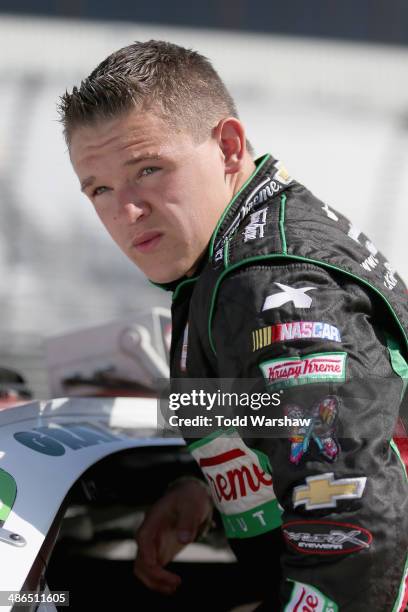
0, 1, 408, 398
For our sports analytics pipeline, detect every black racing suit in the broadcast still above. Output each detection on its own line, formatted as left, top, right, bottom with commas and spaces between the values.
158, 154, 408, 611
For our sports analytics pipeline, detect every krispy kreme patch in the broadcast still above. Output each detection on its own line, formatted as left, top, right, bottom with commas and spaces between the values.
260, 352, 347, 388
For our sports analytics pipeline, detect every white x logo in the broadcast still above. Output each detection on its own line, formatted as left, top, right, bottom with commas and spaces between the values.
262, 283, 315, 310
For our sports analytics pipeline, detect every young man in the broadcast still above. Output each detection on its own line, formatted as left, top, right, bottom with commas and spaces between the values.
60, 40, 408, 610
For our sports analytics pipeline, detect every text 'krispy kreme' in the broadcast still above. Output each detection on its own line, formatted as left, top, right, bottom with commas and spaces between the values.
269, 357, 340, 380
260, 352, 347, 388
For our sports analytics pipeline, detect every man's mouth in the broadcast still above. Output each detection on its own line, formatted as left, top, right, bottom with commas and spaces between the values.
132, 231, 163, 253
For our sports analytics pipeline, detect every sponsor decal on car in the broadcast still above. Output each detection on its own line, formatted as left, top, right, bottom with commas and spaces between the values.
0, 468, 26, 547
292, 472, 366, 510
188, 429, 282, 538
252, 321, 341, 351
14, 422, 119, 456
283, 520, 372, 555
285, 579, 338, 611
284, 397, 340, 464
0, 468, 17, 525
262, 283, 316, 310
260, 352, 347, 389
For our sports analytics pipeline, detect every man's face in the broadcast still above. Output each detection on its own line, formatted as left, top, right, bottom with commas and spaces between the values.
70, 108, 231, 283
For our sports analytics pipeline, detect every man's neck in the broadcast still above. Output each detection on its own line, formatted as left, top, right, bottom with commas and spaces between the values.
184, 154, 257, 278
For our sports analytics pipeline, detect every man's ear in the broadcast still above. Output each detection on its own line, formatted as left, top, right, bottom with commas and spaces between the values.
213, 117, 247, 175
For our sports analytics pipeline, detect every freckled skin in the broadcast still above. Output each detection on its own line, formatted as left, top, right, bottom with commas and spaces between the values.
70, 109, 254, 283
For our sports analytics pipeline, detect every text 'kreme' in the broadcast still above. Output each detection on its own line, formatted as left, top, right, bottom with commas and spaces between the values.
200, 449, 273, 503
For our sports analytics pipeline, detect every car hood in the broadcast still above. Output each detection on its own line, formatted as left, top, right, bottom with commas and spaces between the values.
0, 397, 182, 605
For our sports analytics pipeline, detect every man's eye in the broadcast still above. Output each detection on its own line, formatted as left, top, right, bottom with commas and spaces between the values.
140, 166, 160, 177
92, 186, 110, 197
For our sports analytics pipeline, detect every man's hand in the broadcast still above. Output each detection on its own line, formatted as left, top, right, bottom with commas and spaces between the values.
133, 478, 213, 594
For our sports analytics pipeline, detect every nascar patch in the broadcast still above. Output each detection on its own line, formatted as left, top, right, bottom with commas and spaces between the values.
260, 352, 347, 388
252, 321, 341, 351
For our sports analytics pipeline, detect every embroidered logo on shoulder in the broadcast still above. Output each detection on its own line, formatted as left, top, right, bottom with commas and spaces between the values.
346, 224, 400, 290
293, 473, 366, 510
283, 520, 372, 555
285, 579, 338, 611
252, 321, 341, 351
260, 352, 347, 388
262, 283, 315, 310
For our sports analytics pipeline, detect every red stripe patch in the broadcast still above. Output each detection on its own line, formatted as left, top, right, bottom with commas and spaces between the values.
199, 448, 245, 467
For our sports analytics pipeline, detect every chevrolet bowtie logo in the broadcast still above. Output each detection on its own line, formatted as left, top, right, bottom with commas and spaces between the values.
262, 283, 315, 310
293, 473, 367, 510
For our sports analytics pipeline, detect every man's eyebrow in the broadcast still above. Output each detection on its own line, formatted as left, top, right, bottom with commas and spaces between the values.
124, 154, 162, 167
80, 155, 162, 192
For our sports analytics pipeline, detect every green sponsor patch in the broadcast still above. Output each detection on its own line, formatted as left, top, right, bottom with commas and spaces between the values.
0, 468, 17, 524
189, 429, 283, 539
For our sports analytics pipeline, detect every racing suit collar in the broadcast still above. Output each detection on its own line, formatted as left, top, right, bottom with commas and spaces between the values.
151, 153, 275, 293
209, 153, 278, 261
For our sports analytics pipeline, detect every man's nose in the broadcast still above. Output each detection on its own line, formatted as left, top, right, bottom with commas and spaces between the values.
117, 188, 151, 222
